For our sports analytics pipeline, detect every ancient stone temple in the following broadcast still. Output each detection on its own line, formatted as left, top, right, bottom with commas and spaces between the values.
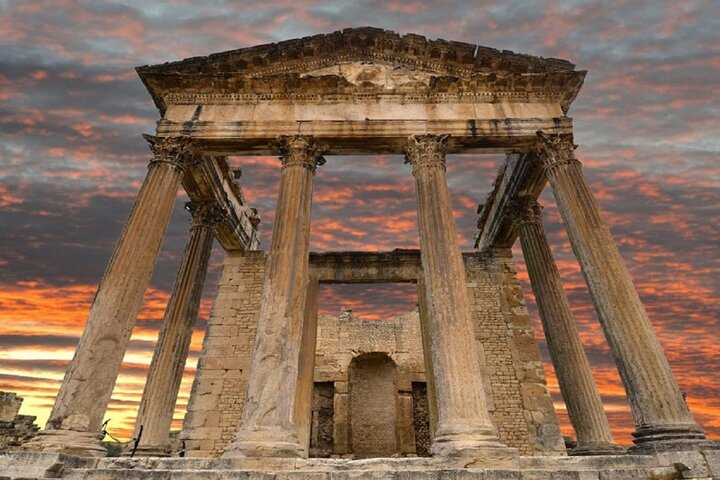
3, 27, 719, 479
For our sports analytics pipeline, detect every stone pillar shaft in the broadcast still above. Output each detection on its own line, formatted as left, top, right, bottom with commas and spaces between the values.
405, 134, 509, 458
223, 135, 324, 458
416, 274, 439, 440
512, 197, 620, 454
535, 133, 705, 449
132, 201, 222, 456
25, 135, 195, 456
295, 277, 320, 455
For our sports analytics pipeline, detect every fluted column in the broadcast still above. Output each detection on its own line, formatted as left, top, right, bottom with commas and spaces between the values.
24, 135, 197, 457
511, 197, 622, 455
535, 132, 705, 451
223, 135, 324, 458
130, 201, 224, 457
405, 134, 511, 459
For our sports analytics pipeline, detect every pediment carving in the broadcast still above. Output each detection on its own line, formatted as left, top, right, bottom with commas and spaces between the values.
301, 62, 432, 90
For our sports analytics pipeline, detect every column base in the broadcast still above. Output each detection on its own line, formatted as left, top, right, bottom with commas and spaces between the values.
569, 443, 626, 456
222, 426, 304, 458
121, 444, 172, 457
431, 423, 516, 460
22, 429, 107, 457
630, 423, 707, 454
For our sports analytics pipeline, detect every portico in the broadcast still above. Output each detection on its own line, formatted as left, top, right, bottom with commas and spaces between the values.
22, 28, 710, 468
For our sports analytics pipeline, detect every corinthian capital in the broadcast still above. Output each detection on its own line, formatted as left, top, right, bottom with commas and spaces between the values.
275, 135, 326, 173
185, 201, 226, 230
508, 196, 544, 228
404, 134, 450, 175
143, 134, 201, 172
534, 131, 579, 172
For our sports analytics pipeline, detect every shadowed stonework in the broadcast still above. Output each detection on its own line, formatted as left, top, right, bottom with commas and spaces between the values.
4, 26, 718, 479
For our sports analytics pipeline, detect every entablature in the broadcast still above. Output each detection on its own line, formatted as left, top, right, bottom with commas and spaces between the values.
475, 152, 546, 251
156, 117, 573, 156
183, 156, 260, 251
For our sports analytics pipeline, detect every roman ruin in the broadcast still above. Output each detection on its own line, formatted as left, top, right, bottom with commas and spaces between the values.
3, 27, 719, 479
0, 392, 38, 450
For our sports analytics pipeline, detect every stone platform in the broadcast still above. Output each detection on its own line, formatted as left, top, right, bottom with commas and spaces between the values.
3, 451, 720, 480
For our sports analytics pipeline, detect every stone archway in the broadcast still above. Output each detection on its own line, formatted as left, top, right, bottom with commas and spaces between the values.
348, 353, 399, 458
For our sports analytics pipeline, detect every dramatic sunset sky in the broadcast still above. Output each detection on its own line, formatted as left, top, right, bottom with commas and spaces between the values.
0, 1, 718, 446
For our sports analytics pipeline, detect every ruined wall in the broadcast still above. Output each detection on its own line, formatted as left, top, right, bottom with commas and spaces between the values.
313, 310, 425, 458
0, 392, 22, 422
0, 391, 39, 450
308, 382, 334, 457
183, 249, 564, 457
465, 249, 565, 455
180, 250, 266, 458
348, 354, 398, 458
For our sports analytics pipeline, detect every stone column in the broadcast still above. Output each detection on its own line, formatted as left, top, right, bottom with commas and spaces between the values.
416, 274, 439, 440
295, 277, 320, 455
535, 132, 706, 451
130, 201, 224, 457
24, 135, 197, 457
405, 134, 512, 459
223, 135, 324, 458
511, 197, 622, 455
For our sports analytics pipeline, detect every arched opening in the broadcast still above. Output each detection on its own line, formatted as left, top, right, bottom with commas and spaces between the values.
348, 352, 399, 458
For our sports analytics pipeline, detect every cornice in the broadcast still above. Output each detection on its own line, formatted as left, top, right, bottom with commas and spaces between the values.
137, 27, 585, 116
162, 90, 568, 106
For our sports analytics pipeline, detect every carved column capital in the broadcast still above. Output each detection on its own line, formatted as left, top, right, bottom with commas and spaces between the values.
509, 196, 544, 229
533, 131, 579, 173
275, 135, 326, 173
143, 134, 201, 173
404, 134, 450, 175
185, 201, 226, 231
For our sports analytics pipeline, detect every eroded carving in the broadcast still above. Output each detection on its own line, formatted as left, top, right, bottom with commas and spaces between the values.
143, 134, 200, 172
534, 131, 579, 172
302, 62, 433, 90
185, 201, 226, 230
275, 135, 327, 173
509, 197, 543, 228
404, 134, 450, 175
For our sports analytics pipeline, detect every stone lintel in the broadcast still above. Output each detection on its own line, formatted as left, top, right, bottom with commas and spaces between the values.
155, 117, 573, 156
308, 250, 516, 283
183, 156, 260, 251
475, 152, 546, 251
309, 250, 421, 283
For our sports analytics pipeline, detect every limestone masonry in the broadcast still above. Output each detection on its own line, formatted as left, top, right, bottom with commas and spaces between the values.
2, 27, 718, 479
0, 392, 38, 451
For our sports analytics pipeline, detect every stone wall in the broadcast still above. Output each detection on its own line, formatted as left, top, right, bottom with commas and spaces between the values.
348, 354, 399, 458
309, 382, 334, 458
0, 391, 39, 450
180, 250, 266, 458
466, 249, 565, 455
313, 311, 425, 458
182, 249, 564, 458
411, 383, 431, 456
0, 392, 22, 422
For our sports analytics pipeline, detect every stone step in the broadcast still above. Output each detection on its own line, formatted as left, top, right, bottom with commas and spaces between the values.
59, 467, 685, 480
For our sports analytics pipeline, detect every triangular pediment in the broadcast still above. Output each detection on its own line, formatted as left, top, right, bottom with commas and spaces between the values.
137, 27, 586, 114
